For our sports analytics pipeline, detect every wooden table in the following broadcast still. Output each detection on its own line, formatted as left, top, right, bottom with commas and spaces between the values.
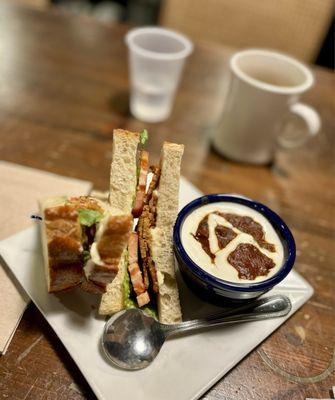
0, 2, 334, 399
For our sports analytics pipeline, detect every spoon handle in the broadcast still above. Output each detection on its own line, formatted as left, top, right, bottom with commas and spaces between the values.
161, 294, 292, 337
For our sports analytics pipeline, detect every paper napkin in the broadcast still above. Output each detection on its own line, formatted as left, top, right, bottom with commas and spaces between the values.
0, 161, 92, 354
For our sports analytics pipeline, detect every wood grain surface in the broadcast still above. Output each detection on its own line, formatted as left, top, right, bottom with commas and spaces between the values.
0, 2, 334, 399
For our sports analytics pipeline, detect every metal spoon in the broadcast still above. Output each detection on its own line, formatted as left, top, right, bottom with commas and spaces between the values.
101, 294, 291, 370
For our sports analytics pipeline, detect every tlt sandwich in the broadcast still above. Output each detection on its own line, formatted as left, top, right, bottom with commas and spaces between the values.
99, 134, 184, 324
39, 195, 132, 293
39, 129, 184, 324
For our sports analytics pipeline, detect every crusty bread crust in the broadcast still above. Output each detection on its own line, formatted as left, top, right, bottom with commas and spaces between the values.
151, 142, 184, 323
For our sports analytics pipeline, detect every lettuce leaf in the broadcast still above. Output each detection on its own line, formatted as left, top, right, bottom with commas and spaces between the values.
142, 306, 157, 319
77, 208, 103, 227
140, 129, 148, 146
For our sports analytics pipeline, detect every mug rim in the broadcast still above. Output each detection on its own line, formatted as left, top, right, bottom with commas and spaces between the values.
125, 26, 193, 61
230, 48, 314, 95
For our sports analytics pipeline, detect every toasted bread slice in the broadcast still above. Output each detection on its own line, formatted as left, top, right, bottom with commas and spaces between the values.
150, 142, 184, 323
86, 213, 132, 287
99, 129, 140, 313
39, 197, 83, 293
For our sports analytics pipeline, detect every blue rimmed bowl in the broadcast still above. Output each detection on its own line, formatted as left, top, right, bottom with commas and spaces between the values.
173, 194, 296, 303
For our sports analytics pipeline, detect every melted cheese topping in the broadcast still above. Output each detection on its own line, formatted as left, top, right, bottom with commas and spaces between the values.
180, 202, 284, 283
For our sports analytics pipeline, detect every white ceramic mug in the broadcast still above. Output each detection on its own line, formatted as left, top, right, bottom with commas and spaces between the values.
212, 49, 321, 164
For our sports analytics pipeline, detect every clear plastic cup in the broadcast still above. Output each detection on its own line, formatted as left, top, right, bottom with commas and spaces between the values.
125, 27, 193, 123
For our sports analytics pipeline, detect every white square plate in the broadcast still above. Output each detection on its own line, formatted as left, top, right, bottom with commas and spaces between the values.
0, 177, 313, 400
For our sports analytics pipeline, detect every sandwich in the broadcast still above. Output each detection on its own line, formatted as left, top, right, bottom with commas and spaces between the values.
39, 195, 131, 293
99, 135, 184, 324
39, 128, 184, 324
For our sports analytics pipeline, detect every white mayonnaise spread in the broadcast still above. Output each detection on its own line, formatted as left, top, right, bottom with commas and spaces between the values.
180, 202, 284, 283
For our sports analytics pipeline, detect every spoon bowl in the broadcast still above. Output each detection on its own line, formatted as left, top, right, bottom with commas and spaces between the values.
102, 308, 165, 370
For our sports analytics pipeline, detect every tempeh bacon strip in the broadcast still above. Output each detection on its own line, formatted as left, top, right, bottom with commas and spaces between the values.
137, 214, 150, 289
137, 167, 160, 293
137, 291, 150, 307
127, 232, 150, 306
132, 150, 149, 218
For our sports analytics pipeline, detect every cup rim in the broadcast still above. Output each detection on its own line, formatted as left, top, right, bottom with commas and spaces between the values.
173, 194, 296, 292
230, 48, 314, 94
125, 26, 193, 60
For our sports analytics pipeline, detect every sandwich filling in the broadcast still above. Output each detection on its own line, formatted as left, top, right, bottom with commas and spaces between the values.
66, 196, 105, 266
122, 165, 161, 317
66, 196, 131, 291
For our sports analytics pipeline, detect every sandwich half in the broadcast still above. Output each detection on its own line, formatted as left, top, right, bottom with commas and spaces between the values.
39, 195, 131, 293
99, 141, 184, 324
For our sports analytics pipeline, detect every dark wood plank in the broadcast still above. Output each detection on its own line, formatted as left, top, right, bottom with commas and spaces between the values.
0, 2, 334, 399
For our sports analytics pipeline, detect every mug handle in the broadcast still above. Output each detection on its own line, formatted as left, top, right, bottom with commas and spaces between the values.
277, 103, 321, 149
